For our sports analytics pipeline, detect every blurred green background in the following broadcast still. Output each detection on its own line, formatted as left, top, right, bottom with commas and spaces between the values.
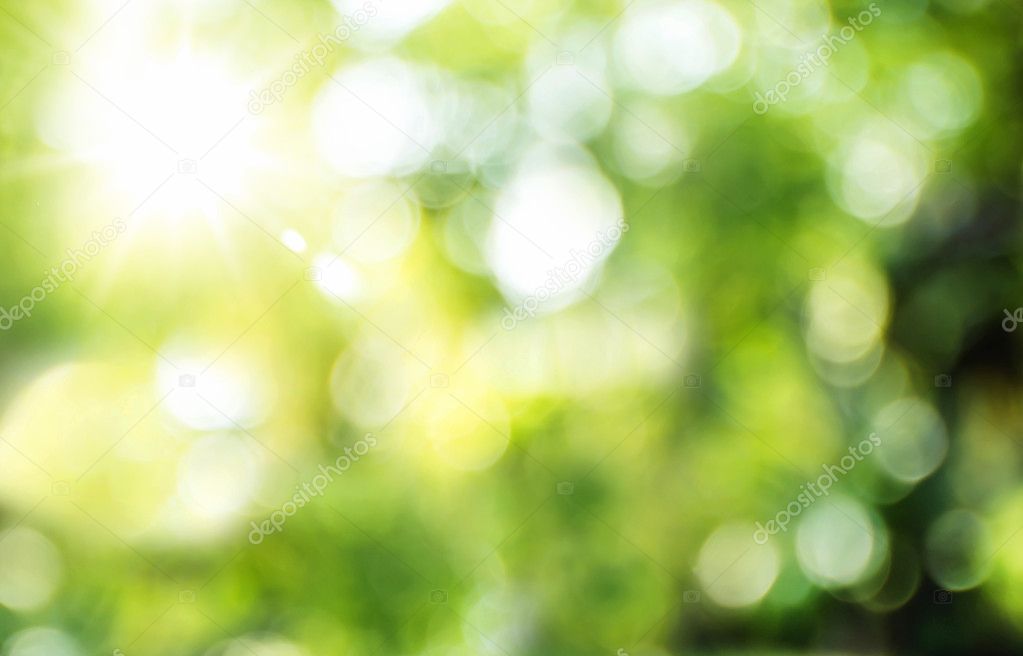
1, 0, 1022, 654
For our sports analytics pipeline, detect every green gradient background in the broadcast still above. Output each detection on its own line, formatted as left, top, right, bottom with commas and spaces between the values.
1, 1, 1022, 655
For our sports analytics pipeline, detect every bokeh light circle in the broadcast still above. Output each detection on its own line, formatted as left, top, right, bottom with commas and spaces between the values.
312, 58, 440, 178
177, 433, 260, 521
333, 180, 420, 263
485, 145, 623, 307
614, 0, 742, 95
925, 509, 993, 591
0, 528, 62, 612
695, 522, 780, 607
872, 397, 948, 484
796, 496, 884, 589
4, 627, 81, 656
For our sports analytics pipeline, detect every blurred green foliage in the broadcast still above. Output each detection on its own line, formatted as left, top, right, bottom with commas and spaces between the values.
1, 0, 1022, 655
